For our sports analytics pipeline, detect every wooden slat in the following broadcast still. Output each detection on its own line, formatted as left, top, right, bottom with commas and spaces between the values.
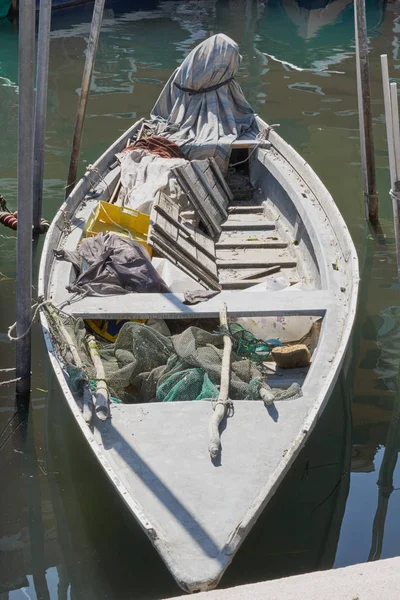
152, 221, 217, 280
191, 160, 228, 218
221, 221, 275, 231
230, 139, 271, 148
63, 290, 331, 319
238, 266, 281, 280
173, 165, 220, 237
216, 240, 287, 249
151, 233, 219, 290
209, 157, 234, 201
217, 258, 296, 269
228, 205, 263, 214
221, 266, 282, 290
221, 279, 274, 290
153, 204, 215, 261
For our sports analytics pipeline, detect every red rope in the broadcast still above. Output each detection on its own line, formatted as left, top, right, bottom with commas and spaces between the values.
0, 211, 50, 233
124, 136, 185, 159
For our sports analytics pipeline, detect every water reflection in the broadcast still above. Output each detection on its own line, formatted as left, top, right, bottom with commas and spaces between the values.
1, 0, 400, 597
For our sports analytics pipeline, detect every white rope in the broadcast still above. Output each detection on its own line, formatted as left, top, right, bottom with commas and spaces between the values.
7, 299, 51, 342
87, 164, 111, 200
0, 376, 22, 387
0, 367, 16, 373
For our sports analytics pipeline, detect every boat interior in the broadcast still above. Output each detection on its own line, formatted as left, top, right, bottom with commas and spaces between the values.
39, 116, 356, 408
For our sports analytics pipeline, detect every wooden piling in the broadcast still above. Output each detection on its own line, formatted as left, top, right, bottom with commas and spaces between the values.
65, 0, 105, 198
16, 0, 36, 395
33, 0, 52, 232
354, 0, 378, 223
381, 55, 397, 187
381, 55, 400, 280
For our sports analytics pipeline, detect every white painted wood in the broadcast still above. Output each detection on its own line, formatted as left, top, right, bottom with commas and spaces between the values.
61, 290, 331, 319
381, 55, 397, 187
390, 82, 400, 184
221, 220, 275, 231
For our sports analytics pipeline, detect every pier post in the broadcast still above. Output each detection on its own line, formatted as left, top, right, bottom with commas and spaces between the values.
16, 0, 36, 395
381, 55, 400, 280
65, 0, 106, 198
33, 0, 52, 232
354, 0, 378, 223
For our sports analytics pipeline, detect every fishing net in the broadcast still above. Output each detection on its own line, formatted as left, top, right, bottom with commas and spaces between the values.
59, 318, 301, 405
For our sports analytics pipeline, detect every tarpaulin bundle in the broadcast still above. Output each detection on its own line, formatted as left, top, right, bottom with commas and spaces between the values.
55, 233, 170, 296
150, 33, 258, 171
124, 136, 185, 160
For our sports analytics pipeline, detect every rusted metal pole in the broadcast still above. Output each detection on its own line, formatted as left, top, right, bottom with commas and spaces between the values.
33, 0, 52, 232
65, 0, 105, 198
16, 0, 36, 396
354, 0, 378, 223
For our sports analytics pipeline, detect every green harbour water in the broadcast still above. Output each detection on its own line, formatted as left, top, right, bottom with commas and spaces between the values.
1, 0, 400, 597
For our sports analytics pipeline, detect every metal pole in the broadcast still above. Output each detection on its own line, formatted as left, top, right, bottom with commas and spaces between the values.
33, 0, 52, 232
16, 0, 36, 396
381, 55, 397, 188
354, 0, 378, 223
65, 0, 105, 198
381, 56, 400, 280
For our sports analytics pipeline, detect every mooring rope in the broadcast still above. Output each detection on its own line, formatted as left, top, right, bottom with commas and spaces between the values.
7, 298, 51, 342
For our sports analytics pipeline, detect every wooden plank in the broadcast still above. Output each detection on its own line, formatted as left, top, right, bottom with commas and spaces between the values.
216, 240, 287, 250
153, 204, 215, 262
221, 221, 275, 231
221, 279, 275, 290
228, 205, 263, 214
173, 166, 220, 237
209, 157, 234, 201
151, 233, 219, 290
192, 160, 228, 219
63, 289, 331, 319
217, 258, 296, 269
151, 222, 217, 280
230, 139, 271, 148
239, 266, 281, 280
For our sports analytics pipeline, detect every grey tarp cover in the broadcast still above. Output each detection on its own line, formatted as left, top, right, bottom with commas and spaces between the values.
56, 232, 169, 296
150, 33, 258, 171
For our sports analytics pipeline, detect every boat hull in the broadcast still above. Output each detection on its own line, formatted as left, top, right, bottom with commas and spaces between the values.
39, 116, 359, 591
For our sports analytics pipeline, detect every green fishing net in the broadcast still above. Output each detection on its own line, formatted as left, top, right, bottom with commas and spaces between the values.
62, 318, 301, 404
229, 322, 272, 364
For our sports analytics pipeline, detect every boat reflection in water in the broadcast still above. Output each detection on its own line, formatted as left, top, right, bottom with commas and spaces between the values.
248, 0, 384, 70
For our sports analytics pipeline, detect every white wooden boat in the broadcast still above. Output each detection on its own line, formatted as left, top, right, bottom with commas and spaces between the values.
39, 110, 359, 591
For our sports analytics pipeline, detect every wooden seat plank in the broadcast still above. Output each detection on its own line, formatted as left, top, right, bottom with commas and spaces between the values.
62, 290, 331, 320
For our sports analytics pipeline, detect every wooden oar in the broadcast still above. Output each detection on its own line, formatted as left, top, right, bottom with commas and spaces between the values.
208, 302, 232, 459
